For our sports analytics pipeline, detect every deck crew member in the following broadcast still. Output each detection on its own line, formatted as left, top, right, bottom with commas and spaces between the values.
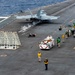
44, 58, 48, 70
62, 34, 65, 43
37, 51, 42, 62
57, 37, 61, 47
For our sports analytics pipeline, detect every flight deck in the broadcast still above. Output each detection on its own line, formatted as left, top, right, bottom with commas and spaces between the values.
0, 0, 75, 75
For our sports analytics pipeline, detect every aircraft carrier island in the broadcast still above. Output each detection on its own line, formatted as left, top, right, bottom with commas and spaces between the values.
0, 0, 75, 75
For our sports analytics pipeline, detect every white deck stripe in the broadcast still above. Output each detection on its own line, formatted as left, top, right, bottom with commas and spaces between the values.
0, 16, 10, 23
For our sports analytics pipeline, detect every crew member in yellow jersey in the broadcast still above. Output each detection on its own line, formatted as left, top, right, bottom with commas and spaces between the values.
37, 51, 42, 62
62, 34, 65, 43
44, 58, 48, 70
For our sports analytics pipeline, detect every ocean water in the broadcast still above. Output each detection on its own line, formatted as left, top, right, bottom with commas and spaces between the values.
0, 0, 65, 16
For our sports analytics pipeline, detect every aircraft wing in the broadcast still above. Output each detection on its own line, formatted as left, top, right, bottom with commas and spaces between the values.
15, 15, 32, 19
41, 15, 60, 20
15, 14, 37, 19
48, 16, 60, 20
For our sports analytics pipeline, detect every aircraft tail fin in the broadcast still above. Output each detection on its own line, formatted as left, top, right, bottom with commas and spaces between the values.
28, 8, 33, 17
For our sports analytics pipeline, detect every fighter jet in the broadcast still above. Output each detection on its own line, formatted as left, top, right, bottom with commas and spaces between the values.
15, 9, 60, 25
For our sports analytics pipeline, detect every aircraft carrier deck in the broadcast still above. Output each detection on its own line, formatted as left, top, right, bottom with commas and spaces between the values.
0, 0, 75, 75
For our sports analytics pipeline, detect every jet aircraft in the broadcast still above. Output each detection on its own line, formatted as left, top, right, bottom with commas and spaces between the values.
15, 9, 60, 25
